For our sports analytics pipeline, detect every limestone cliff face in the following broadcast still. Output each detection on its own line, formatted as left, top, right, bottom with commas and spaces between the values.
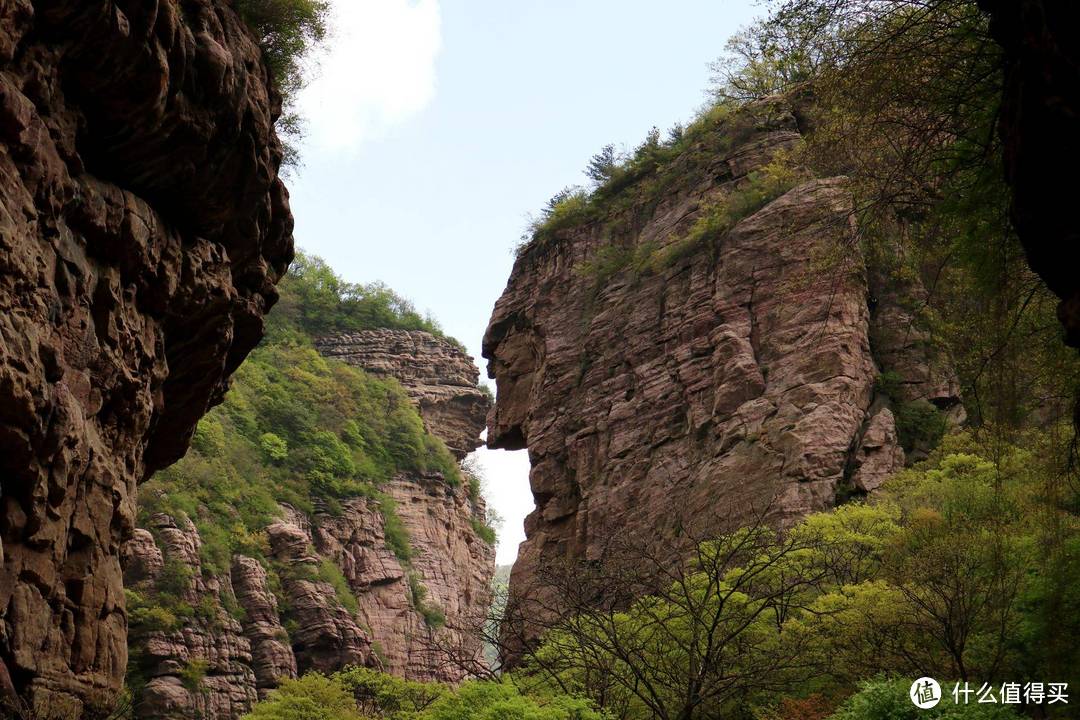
483, 98, 961, 652
316, 329, 491, 460
0, 1, 292, 715
122, 329, 494, 718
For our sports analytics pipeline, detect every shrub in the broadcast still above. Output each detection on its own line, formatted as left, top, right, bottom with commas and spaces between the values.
894, 399, 948, 454
337, 666, 447, 716
192, 417, 227, 456
260, 432, 289, 463
470, 517, 497, 546
242, 673, 364, 720
408, 572, 446, 628
874, 370, 905, 399
318, 558, 360, 615
420, 681, 603, 720
179, 659, 209, 693
236, 0, 329, 104
381, 498, 413, 562
156, 558, 194, 597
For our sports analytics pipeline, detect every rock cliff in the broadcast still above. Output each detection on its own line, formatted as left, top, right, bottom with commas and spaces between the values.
316, 330, 491, 460
122, 328, 494, 718
0, 1, 292, 715
483, 98, 961, 654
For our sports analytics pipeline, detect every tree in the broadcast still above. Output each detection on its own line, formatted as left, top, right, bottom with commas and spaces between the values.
472, 505, 895, 720
242, 673, 365, 720
586, 145, 619, 186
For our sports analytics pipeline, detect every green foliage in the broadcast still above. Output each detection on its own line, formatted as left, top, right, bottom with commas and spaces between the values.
408, 572, 446, 628
420, 681, 602, 720
243, 673, 365, 720
893, 399, 948, 455
156, 557, 194, 597
522, 431, 1080, 719
576, 148, 802, 283
318, 559, 360, 615
236, 0, 329, 103
337, 666, 447, 718
260, 432, 289, 463
179, 659, 209, 693
192, 417, 227, 456
125, 589, 180, 634
134, 251, 478, 681
873, 371, 904, 400
380, 495, 414, 562
244, 670, 599, 720
471, 517, 497, 546
272, 252, 446, 340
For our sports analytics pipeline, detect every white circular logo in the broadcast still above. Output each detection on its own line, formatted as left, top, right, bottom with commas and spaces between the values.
910, 677, 942, 709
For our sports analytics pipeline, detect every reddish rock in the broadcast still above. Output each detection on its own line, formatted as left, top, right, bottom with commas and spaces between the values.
266, 509, 377, 676
316, 329, 492, 459
123, 515, 260, 720
483, 99, 961, 656
231, 557, 297, 698
0, 0, 291, 714
312, 475, 495, 682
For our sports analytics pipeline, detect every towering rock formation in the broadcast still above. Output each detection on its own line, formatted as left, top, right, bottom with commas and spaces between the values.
122, 328, 494, 718
0, 1, 292, 715
316, 330, 491, 458
483, 97, 961, 653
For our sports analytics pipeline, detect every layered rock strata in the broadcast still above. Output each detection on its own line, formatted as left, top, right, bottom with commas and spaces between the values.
483, 98, 961, 654
316, 329, 491, 459
0, 1, 292, 715
122, 329, 494, 717
123, 474, 494, 719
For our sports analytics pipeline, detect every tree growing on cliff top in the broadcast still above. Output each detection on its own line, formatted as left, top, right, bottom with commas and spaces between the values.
236, 0, 330, 164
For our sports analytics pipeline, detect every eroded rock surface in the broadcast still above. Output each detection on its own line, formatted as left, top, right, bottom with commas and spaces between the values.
121, 327, 494, 717
483, 99, 960, 654
316, 329, 491, 459
123, 473, 494, 718
123, 517, 261, 720
312, 476, 495, 681
1, 1, 291, 714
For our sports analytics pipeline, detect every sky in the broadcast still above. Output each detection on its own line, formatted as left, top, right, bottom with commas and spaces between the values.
290, 0, 762, 565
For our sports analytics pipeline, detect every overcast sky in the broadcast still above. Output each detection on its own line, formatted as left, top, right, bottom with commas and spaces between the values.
290, 0, 761, 564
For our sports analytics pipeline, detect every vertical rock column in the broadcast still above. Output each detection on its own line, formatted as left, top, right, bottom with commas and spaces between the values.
0, 1, 293, 714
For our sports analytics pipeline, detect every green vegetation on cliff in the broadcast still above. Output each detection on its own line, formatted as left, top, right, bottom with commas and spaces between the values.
242, 668, 602, 720
129, 251, 489, 694
507, 431, 1078, 719
141, 253, 463, 573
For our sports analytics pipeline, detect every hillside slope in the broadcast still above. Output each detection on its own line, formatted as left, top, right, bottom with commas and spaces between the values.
123, 257, 496, 719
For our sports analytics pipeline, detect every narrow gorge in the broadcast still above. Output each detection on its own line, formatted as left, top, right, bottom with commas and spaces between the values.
4, 1, 1078, 719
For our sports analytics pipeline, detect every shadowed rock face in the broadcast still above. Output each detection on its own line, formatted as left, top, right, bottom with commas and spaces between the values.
483, 99, 961, 657
977, 0, 1080, 348
0, 1, 292, 714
